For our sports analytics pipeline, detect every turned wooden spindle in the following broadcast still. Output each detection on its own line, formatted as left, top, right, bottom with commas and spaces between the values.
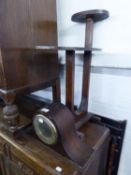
2, 92, 19, 133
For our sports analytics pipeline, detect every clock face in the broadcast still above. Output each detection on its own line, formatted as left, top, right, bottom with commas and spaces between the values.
33, 114, 58, 145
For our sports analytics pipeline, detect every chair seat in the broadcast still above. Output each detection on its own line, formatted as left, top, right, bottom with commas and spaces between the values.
71, 9, 109, 23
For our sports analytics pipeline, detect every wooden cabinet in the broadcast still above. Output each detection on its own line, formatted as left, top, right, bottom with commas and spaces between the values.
0, 155, 38, 175
0, 116, 110, 175
0, 135, 38, 175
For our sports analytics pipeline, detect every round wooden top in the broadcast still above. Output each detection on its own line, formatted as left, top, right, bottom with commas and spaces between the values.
71, 9, 109, 23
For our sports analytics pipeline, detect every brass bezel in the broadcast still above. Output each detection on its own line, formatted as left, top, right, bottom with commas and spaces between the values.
33, 114, 58, 145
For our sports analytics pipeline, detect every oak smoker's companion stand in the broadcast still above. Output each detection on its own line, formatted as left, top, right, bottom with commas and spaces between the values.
67, 9, 109, 121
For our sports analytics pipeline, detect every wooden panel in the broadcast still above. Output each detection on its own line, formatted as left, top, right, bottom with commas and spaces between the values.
30, 0, 57, 46
0, 0, 57, 48
0, 0, 58, 92
1, 49, 59, 90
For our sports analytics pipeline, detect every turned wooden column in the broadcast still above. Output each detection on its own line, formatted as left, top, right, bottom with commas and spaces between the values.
1, 92, 19, 133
